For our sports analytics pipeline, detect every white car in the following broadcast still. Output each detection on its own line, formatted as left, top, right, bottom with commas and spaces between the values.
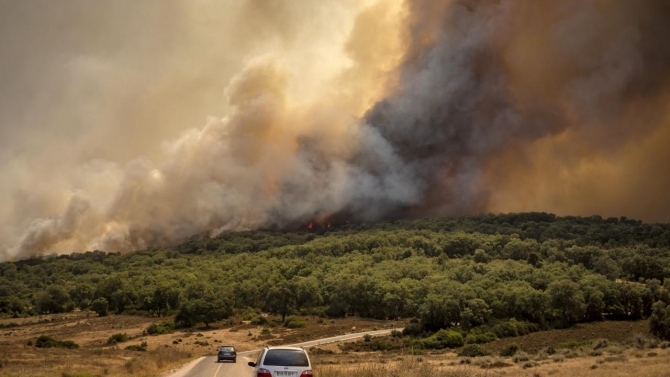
247, 346, 313, 377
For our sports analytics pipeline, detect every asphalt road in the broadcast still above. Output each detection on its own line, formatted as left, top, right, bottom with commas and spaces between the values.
169, 328, 402, 377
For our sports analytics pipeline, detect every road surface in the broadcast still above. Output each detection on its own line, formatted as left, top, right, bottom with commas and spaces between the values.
168, 328, 402, 377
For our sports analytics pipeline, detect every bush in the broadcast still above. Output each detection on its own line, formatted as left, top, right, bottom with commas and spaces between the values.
58, 340, 79, 349
512, 352, 530, 363
492, 319, 539, 339
402, 322, 424, 337
557, 340, 593, 350
363, 334, 372, 342
458, 344, 491, 357
284, 316, 307, 329
125, 344, 147, 352
465, 332, 497, 344
261, 328, 272, 335
107, 333, 129, 344
35, 335, 79, 349
500, 343, 519, 357
391, 329, 403, 338
35, 335, 58, 348
251, 316, 268, 325
421, 329, 464, 349
147, 320, 175, 335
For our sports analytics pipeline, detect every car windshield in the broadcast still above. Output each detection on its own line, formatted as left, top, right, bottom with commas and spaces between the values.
219, 346, 234, 351
263, 349, 309, 367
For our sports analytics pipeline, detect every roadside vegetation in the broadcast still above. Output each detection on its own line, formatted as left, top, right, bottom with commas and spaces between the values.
2, 212, 670, 345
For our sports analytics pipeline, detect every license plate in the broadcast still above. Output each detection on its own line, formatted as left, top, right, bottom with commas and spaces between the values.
223, 353, 230, 355
276, 372, 296, 376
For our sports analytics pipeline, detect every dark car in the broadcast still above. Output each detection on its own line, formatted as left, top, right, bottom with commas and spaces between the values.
217, 345, 237, 363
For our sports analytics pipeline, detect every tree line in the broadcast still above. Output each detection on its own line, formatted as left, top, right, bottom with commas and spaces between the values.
1, 213, 670, 339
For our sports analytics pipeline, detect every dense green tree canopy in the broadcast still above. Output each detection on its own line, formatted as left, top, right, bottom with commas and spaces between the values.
1, 213, 669, 332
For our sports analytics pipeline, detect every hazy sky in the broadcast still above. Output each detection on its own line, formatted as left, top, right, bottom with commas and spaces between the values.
1, 0, 669, 260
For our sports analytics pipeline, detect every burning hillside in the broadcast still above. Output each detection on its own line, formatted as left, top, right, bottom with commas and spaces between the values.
1, 0, 670, 260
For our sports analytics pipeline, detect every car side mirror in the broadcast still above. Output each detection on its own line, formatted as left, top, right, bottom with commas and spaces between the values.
248, 362, 256, 367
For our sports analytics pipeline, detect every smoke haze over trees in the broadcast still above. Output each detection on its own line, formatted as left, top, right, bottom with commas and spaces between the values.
1, 1, 670, 259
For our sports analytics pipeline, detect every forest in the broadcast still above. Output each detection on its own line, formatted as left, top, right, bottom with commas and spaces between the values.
2, 212, 670, 343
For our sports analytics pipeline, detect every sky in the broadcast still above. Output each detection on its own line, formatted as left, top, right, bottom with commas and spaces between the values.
1, 0, 669, 260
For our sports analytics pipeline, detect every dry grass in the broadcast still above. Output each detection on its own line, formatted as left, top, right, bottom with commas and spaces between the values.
312, 346, 670, 377
0, 344, 191, 377
316, 359, 484, 377
0, 312, 400, 377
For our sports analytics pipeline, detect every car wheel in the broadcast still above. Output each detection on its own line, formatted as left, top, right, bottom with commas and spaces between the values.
233, 358, 237, 363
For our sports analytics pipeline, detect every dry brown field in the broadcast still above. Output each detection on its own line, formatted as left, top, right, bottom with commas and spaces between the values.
0, 312, 393, 377
1, 313, 668, 377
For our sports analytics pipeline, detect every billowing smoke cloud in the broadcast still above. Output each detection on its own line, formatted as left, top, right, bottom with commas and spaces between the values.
2, 0, 670, 260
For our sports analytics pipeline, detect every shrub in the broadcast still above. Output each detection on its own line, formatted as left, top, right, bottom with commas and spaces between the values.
512, 352, 530, 363
363, 334, 372, 342
251, 316, 268, 325
107, 333, 129, 344
125, 344, 147, 352
465, 332, 497, 344
557, 340, 593, 350
35, 335, 58, 348
261, 328, 272, 335
492, 319, 539, 339
147, 320, 175, 335
522, 361, 538, 369
58, 340, 79, 349
592, 339, 609, 350
500, 343, 519, 357
421, 329, 464, 349
458, 344, 491, 357
35, 335, 79, 349
391, 330, 403, 338
402, 322, 424, 337
284, 316, 307, 329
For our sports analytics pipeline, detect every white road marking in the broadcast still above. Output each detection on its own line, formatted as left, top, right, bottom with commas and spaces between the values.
213, 362, 223, 377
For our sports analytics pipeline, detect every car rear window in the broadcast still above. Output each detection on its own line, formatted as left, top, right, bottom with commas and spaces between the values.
219, 346, 234, 351
263, 349, 309, 367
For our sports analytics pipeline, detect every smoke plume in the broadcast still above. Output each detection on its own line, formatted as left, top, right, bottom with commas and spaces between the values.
1, 0, 669, 260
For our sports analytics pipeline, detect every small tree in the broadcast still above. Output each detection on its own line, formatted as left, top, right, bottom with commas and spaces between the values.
91, 297, 109, 317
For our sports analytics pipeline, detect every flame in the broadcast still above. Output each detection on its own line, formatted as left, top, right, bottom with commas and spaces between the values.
308, 222, 313, 229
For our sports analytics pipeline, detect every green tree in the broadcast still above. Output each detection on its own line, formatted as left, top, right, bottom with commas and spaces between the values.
650, 301, 670, 340
91, 297, 109, 317
176, 298, 232, 327
548, 280, 585, 326
419, 294, 461, 331
35, 285, 71, 314
265, 280, 296, 322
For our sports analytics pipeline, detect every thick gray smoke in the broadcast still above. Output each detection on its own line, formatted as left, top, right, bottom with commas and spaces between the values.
3, 0, 670, 260
355, 0, 670, 219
